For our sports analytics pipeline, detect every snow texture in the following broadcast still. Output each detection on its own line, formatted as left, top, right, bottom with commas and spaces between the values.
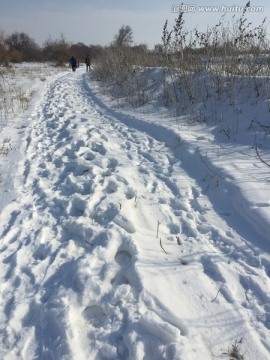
0, 64, 270, 359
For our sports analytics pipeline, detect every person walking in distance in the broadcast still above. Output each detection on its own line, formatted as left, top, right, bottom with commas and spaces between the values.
85, 54, 91, 71
70, 56, 77, 72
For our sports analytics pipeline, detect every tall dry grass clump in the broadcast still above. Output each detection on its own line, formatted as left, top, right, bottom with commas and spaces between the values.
92, 2, 269, 122
158, 2, 269, 119
93, 44, 155, 107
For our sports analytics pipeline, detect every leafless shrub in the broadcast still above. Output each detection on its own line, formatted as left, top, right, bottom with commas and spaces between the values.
93, 44, 153, 106
160, 2, 269, 118
42, 34, 70, 66
223, 339, 245, 360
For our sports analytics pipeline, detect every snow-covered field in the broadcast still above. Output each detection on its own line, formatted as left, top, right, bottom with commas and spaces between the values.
0, 63, 270, 360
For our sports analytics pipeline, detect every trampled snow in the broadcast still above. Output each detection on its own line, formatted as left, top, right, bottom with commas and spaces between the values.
0, 64, 270, 359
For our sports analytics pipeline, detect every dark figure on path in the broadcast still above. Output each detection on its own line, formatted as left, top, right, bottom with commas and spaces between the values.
85, 54, 91, 71
70, 56, 77, 72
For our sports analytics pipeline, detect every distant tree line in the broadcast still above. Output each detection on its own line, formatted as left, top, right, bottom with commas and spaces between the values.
0, 25, 162, 67
0, 31, 104, 65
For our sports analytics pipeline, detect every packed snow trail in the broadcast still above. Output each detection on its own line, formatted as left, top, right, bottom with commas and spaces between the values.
0, 68, 270, 359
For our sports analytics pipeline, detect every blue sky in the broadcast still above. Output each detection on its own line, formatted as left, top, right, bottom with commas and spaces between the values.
0, 0, 269, 48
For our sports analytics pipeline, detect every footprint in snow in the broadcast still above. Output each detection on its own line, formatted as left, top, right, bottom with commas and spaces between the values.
83, 151, 95, 161
147, 181, 158, 193
83, 305, 107, 327
73, 164, 91, 177
111, 273, 130, 286
111, 243, 136, 286
107, 158, 118, 170
106, 180, 118, 194
62, 147, 77, 160
33, 244, 51, 261
54, 157, 63, 168
167, 223, 180, 235
115, 250, 132, 267
69, 197, 87, 217
201, 255, 225, 283
61, 175, 84, 196
91, 143, 106, 155
125, 186, 136, 200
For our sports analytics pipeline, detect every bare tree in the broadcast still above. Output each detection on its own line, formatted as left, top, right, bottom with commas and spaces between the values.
0, 31, 8, 64
5, 32, 39, 61
42, 34, 70, 65
112, 25, 133, 47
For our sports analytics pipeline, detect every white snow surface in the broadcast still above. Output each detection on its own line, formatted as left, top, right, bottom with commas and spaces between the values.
0, 64, 270, 360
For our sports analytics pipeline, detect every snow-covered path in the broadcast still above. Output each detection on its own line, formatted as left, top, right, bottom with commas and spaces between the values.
1, 68, 270, 359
